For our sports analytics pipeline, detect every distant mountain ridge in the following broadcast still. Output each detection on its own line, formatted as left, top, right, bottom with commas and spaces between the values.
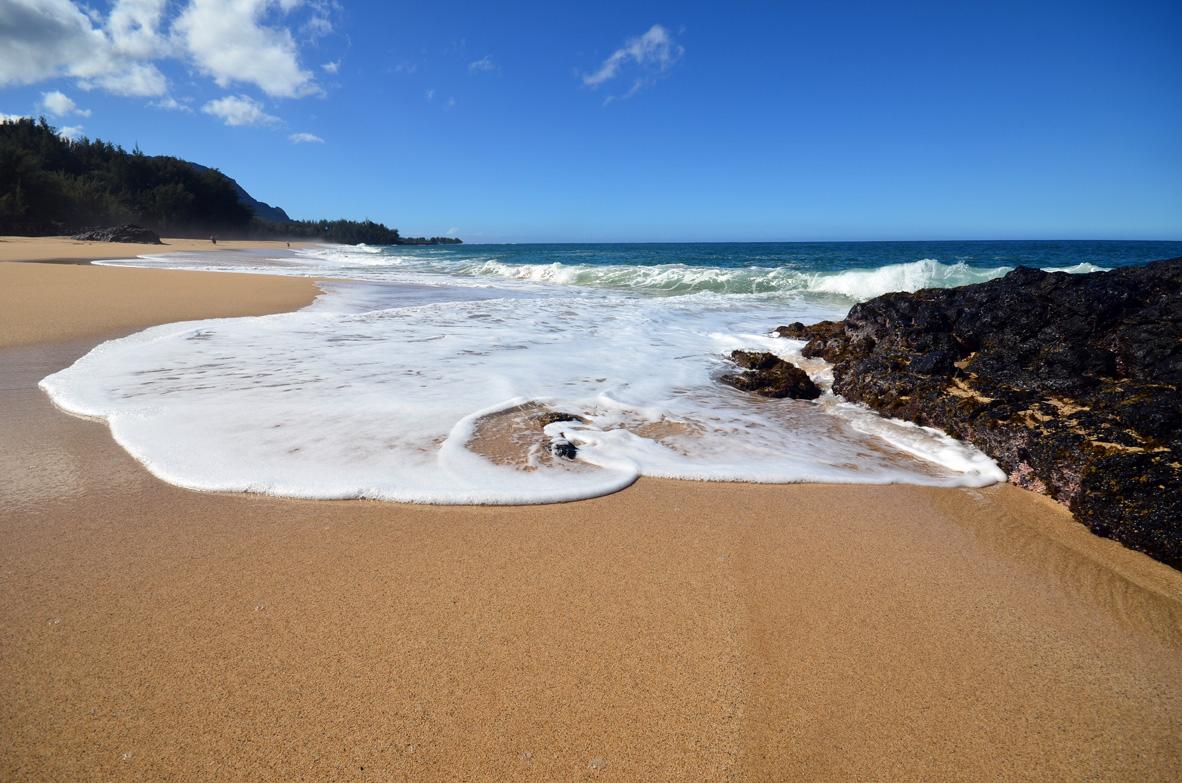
185, 162, 291, 223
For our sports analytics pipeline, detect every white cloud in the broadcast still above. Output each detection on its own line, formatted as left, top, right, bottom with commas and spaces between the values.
445, 226, 460, 237
107, 0, 170, 59
0, 0, 116, 86
468, 55, 497, 74
321, 60, 339, 74
82, 61, 169, 96
0, 1, 169, 96
1, 113, 32, 123
39, 90, 91, 117
174, 0, 317, 98
57, 124, 85, 140
446, 96, 456, 110
302, 14, 331, 39
583, 24, 683, 101
201, 94, 279, 126
425, 88, 435, 101
289, 131, 323, 143
150, 96, 193, 112
1, 1, 335, 113
299, 0, 338, 40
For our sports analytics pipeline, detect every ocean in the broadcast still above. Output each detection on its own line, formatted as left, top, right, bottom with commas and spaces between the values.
41, 240, 1182, 504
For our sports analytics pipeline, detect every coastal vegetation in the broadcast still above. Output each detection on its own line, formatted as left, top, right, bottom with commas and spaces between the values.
0, 118, 455, 245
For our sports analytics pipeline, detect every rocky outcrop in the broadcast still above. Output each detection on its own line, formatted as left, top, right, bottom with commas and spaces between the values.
72, 224, 162, 244
721, 350, 821, 399
781, 258, 1182, 567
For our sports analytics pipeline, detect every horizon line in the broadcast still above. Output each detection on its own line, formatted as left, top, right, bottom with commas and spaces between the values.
437, 237, 1182, 246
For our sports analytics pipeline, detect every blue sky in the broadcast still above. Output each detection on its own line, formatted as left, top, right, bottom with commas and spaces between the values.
2, 0, 1180, 242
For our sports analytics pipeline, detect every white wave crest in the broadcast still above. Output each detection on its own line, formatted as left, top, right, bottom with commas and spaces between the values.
804, 259, 1013, 300
443, 257, 1075, 301
1041, 262, 1108, 274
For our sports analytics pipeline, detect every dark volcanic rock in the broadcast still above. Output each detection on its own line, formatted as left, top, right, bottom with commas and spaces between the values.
787, 258, 1182, 567
776, 320, 868, 364
72, 224, 162, 244
721, 350, 821, 399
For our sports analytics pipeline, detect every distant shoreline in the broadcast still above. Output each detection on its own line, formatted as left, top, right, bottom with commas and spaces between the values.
0, 235, 322, 266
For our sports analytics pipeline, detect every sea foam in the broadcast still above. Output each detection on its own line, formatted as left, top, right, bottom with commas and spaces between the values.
41, 286, 1005, 504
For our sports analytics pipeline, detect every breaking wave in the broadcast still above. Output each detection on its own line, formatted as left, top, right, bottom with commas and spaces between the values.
364, 254, 1107, 301
109, 246, 1111, 304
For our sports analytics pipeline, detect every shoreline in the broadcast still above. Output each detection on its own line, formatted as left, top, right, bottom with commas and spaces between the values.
0, 263, 318, 349
2, 244, 1181, 780
0, 234, 319, 264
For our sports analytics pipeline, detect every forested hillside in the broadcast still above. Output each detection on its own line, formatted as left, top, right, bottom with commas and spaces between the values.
0, 118, 417, 245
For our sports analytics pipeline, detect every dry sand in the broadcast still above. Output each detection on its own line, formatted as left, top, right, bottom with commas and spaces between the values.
1, 258, 1180, 781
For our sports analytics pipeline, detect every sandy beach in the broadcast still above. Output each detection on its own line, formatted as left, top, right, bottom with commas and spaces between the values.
0, 237, 318, 347
2, 245, 1181, 781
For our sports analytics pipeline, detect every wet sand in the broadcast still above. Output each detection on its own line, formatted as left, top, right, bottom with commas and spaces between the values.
0, 258, 317, 347
1, 261, 1180, 781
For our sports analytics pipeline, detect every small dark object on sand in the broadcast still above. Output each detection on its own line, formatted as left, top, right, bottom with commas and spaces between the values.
532, 411, 586, 460
550, 438, 579, 460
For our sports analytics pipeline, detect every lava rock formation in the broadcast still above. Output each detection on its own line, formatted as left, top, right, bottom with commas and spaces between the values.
72, 224, 163, 244
721, 350, 822, 400
782, 258, 1182, 567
